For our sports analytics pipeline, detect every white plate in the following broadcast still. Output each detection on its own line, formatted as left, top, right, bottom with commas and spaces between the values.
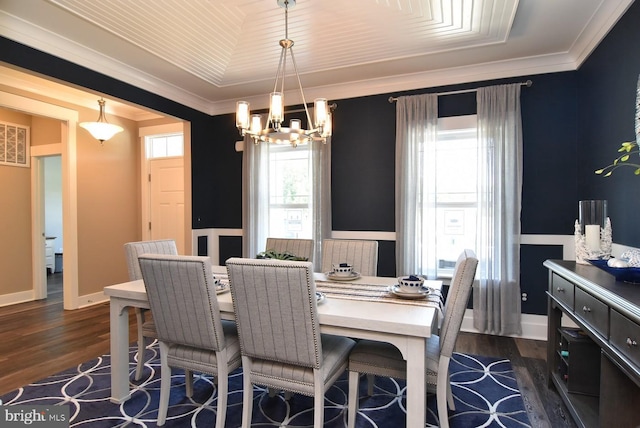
388, 284, 430, 299
325, 271, 361, 281
316, 291, 326, 304
216, 283, 229, 294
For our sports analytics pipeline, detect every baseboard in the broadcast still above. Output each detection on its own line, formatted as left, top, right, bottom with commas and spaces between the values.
0, 290, 35, 307
461, 309, 548, 341
77, 291, 109, 308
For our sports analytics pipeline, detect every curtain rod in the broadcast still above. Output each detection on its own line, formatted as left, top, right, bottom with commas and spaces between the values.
388, 80, 533, 103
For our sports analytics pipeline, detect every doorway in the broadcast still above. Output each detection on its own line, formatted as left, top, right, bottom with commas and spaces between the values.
140, 124, 185, 254
44, 155, 63, 298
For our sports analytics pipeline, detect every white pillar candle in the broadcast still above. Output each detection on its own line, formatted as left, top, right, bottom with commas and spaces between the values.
585, 224, 601, 252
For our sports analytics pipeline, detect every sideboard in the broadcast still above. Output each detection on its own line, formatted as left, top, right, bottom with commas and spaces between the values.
544, 260, 640, 428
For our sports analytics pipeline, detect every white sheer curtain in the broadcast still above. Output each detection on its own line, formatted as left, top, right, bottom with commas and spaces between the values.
472, 84, 523, 336
395, 93, 438, 277
311, 139, 332, 266
242, 137, 331, 269
242, 136, 269, 259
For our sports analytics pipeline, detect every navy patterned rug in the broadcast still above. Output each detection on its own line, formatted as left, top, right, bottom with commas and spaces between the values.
0, 343, 531, 427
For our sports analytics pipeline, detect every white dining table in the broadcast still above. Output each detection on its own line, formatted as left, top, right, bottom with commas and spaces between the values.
104, 268, 441, 428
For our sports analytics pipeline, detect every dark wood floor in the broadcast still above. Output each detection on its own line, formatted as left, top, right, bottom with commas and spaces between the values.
0, 273, 575, 428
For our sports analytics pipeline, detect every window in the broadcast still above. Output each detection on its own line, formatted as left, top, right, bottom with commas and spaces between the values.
266, 144, 312, 239
145, 133, 183, 159
430, 115, 478, 277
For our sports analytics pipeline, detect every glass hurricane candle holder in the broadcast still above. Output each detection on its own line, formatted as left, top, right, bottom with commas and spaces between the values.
575, 200, 612, 264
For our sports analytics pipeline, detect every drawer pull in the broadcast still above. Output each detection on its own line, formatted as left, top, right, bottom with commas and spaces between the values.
626, 338, 638, 347
582, 306, 591, 313
556, 287, 565, 292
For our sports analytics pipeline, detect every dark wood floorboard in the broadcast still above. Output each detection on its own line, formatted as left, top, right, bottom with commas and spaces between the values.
0, 274, 575, 427
0, 272, 138, 396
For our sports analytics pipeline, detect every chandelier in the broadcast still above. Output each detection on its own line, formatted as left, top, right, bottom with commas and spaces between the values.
79, 98, 123, 144
235, 0, 332, 147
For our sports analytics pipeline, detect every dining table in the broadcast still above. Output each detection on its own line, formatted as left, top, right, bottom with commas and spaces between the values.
103, 266, 442, 428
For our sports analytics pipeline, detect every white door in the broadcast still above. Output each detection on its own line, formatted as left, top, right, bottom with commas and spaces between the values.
149, 157, 184, 253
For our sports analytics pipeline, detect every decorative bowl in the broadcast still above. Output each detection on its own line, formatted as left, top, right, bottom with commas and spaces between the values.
332, 263, 353, 277
588, 259, 640, 284
397, 275, 425, 293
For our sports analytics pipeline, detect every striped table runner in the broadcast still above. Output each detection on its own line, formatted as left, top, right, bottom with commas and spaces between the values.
315, 279, 443, 309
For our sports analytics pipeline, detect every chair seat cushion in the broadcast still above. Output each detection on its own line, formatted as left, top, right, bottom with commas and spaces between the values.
167, 320, 241, 374
248, 334, 355, 396
348, 335, 441, 384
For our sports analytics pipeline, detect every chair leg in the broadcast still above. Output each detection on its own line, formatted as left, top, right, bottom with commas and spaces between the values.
446, 377, 455, 410
347, 371, 360, 428
157, 341, 171, 426
436, 356, 451, 428
366, 373, 375, 395
241, 356, 253, 428
313, 368, 324, 428
215, 349, 229, 428
134, 308, 146, 381
185, 370, 194, 398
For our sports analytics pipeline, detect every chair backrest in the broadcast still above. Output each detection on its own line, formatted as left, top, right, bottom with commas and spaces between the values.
321, 239, 378, 276
439, 249, 478, 358
265, 238, 314, 262
124, 239, 178, 281
225, 257, 321, 368
137, 254, 228, 351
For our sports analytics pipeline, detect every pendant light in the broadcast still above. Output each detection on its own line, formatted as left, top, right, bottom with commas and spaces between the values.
80, 98, 124, 144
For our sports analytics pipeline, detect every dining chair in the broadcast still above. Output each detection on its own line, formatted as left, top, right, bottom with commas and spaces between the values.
225, 257, 357, 428
321, 239, 379, 276
123, 239, 178, 380
346, 249, 478, 428
265, 237, 314, 261
138, 254, 241, 427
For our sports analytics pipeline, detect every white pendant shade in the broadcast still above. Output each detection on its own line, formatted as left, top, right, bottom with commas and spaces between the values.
80, 99, 123, 143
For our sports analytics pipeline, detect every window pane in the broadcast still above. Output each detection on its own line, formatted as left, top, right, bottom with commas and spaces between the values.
166, 135, 183, 156
268, 145, 312, 239
433, 116, 478, 276
146, 133, 183, 159
151, 137, 166, 158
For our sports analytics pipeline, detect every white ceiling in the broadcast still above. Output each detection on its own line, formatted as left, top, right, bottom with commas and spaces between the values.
0, 0, 636, 117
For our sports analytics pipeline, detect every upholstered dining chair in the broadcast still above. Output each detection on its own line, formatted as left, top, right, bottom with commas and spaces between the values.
138, 254, 241, 427
347, 249, 478, 428
321, 239, 379, 276
124, 239, 178, 380
264, 237, 314, 261
225, 257, 357, 428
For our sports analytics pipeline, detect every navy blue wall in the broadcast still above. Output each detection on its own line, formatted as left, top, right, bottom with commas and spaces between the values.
1, 1, 638, 314
578, 2, 640, 247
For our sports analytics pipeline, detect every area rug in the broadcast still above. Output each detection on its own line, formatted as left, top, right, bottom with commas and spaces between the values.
0, 343, 531, 427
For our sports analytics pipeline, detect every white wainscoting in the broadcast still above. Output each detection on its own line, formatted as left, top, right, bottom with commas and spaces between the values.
190, 229, 639, 341
191, 228, 243, 265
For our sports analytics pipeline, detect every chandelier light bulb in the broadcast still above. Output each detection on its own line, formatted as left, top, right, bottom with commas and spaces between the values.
236, 101, 250, 131
314, 98, 327, 127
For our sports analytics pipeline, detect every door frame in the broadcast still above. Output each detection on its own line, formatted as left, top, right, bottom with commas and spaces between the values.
139, 123, 185, 244
31, 146, 62, 300
0, 91, 80, 309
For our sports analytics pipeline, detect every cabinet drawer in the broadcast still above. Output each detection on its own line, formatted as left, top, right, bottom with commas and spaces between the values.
610, 310, 640, 368
575, 288, 608, 338
551, 274, 574, 309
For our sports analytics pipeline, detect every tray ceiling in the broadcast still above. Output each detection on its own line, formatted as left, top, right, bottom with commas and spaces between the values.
0, 0, 635, 115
